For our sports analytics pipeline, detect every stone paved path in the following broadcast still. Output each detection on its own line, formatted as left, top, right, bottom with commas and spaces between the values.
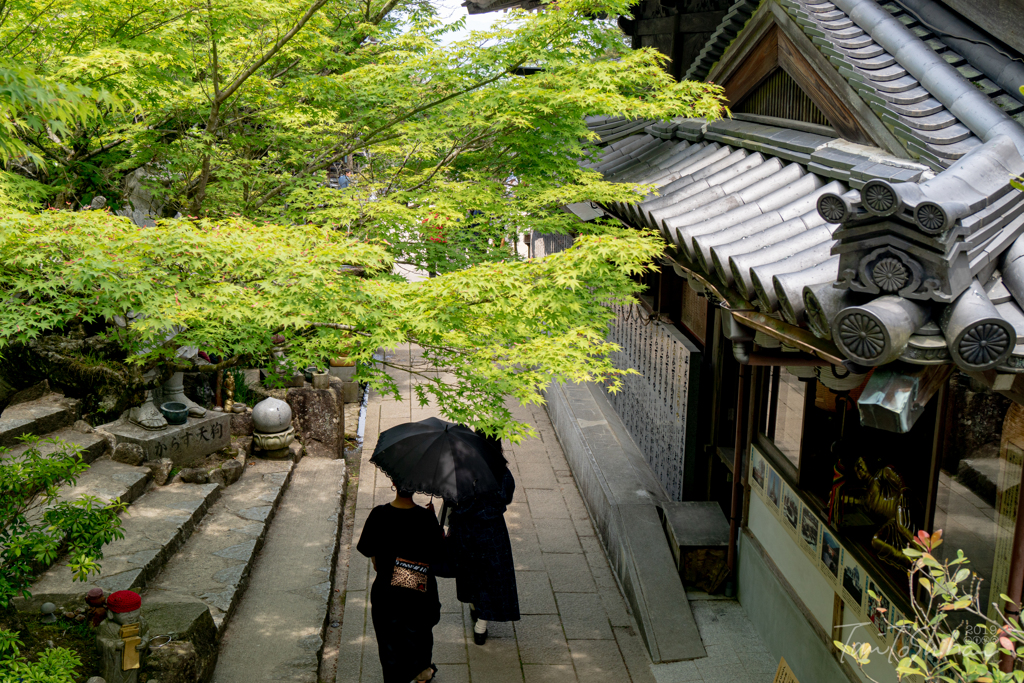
213, 457, 347, 683
337, 346, 775, 683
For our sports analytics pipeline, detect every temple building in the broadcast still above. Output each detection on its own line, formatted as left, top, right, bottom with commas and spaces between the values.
536, 0, 1024, 680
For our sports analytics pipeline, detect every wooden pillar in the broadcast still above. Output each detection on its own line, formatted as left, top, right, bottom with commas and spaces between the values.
728, 363, 751, 574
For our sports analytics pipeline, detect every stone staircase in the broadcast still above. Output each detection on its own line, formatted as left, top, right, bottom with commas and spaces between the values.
5, 379, 355, 683
2, 389, 299, 680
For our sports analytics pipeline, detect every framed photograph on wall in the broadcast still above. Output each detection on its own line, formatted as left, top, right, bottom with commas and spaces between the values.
781, 484, 800, 539
799, 504, 819, 560
765, 464, 782, 514
750, 445, 766, 493
819, 527, 842, 587
865, 578, 891, 642
841, 552, 866, 617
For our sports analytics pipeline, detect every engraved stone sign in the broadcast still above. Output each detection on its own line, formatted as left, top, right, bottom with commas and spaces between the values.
104, 412, 231, 467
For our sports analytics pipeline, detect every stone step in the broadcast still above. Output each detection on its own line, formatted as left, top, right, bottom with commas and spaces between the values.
27, 482, 221, 602
2, 426, 109, 464
55, 458, 152, 508
145, 459, 295, 632
0, 394, 81, 449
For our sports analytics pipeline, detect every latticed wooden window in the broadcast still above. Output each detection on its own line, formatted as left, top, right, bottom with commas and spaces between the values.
735, 68, 831, 127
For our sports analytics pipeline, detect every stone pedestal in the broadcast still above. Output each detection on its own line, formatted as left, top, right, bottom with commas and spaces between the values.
104, 412, 231, 467
328, 366, 356, 381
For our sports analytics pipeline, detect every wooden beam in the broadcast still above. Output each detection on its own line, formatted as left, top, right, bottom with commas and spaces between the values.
678, 11, 727, 34
637, 11, 726, 36
636, 15, 678, 36
721, 25, 779, 107
777, 30, 873, 146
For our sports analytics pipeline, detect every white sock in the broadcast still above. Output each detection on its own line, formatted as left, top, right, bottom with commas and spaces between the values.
475, 618, 488, 634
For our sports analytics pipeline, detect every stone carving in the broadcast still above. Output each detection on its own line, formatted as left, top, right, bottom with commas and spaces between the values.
161, 372, 206, 418
837, 312, 886, 360
252, 397, 295, 455
915, 202, 947, 234
128, 371, 206, 431
251, 426, 296, 452
96, 591, 150, 683
128, 388, 166, 431
872, 258, 909, 293
252, 398, 292, 434
862, 181, 898, 216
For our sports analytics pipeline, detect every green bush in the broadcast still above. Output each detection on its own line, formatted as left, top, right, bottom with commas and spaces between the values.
0, 436, 125, 606
839, 529, 1024, 682
0, 630, 82, 683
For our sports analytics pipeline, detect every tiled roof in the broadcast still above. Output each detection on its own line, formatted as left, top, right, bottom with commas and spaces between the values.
584, 115, 1024, 376
684, 0, 761, 82
781, 0, 1024, 170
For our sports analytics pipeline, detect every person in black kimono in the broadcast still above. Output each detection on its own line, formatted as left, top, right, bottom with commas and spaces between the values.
357, 487, 442, 682
447, 435, 520, 645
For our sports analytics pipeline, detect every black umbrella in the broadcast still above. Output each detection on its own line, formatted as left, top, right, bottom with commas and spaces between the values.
369, 417, 504, 505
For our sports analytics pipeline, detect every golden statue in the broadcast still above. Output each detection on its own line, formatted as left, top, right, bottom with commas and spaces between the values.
829, 454, 916, 569
224, 373, 235, 414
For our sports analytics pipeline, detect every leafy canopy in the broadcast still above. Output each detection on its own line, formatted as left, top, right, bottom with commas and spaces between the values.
0, 209, 663, 439
0, 0, 722, 271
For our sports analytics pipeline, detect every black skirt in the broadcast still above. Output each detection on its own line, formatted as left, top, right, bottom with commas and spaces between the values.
371, 603, 436, 683
447, 469, 521, 622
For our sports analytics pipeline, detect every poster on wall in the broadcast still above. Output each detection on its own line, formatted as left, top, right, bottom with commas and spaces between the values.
841, 552, 866, 617
781, 484, 800, 540
750, 446, 766, 497
819, 527, 842, 587
865, 578, 892, 643
891, 608, 905, 655
765, 464, 782, 515
799, 504, 819, 560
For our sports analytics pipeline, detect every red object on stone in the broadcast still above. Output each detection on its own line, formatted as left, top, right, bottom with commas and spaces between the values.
86, 588, 105, 607
106, 590, 141, 613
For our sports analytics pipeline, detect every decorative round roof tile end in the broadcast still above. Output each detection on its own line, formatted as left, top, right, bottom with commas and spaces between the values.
915, 202, 949, 234
862, 180, 899, 216
957, 322, 1012, 369
836, 311, 887, 362
817, 193, 849, 223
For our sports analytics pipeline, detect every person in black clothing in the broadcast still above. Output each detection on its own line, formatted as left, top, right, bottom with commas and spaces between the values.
447, 435, 520, 645
357, 486, 442, 683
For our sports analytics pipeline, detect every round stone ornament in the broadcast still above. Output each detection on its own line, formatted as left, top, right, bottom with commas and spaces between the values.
252, 397, 292, 434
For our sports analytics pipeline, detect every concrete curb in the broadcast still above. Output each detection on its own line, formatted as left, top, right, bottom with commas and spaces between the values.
543, 381, 706, 663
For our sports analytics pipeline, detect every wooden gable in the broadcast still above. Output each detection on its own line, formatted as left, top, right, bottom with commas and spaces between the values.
706, 3, 909, 156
